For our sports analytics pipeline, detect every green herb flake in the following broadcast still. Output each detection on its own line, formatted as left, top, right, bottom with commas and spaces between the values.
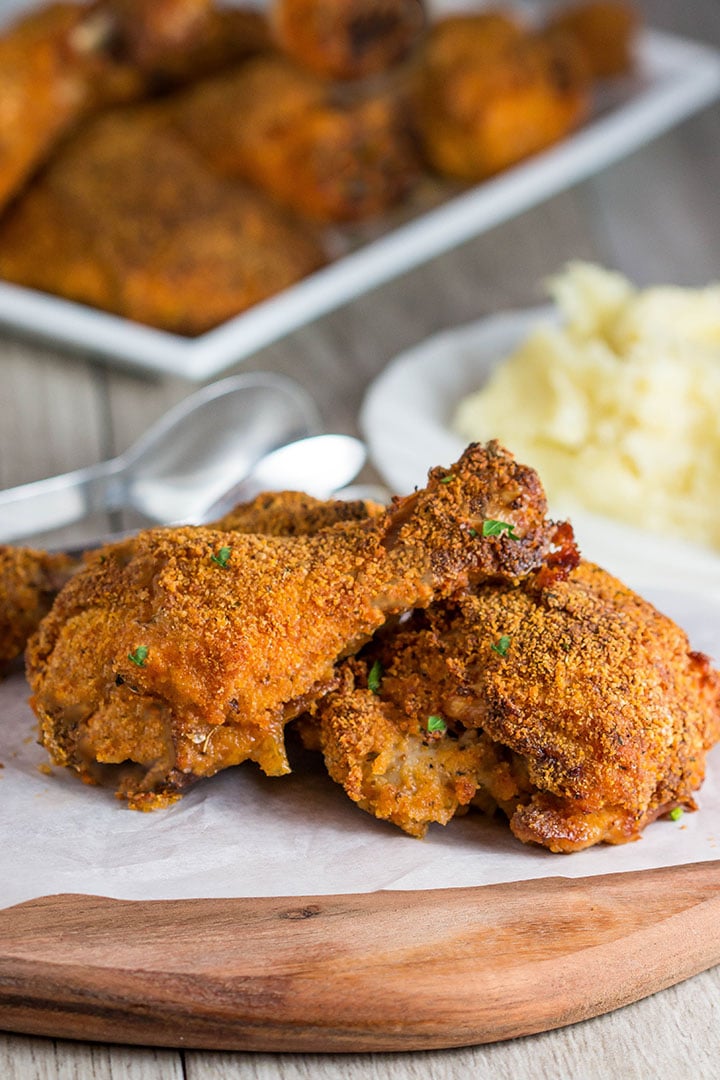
367, 660, 384, 695
482, 519, 517, 539
427, 715, 447, 734
468, 527, 479, 538
211, 545, 232, 568
669, 806, 684, 822
491, 635, 511, 657
440, 474, 454, 484
128, 645, 149, 668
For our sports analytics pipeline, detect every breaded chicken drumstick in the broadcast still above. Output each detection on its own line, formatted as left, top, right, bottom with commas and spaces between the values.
27, 443, 575, 808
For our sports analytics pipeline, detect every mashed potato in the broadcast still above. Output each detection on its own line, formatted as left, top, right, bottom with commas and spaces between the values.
453, 263, 720, 548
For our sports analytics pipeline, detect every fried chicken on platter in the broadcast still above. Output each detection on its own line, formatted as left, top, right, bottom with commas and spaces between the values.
0, 105, 325, 335
417, 12, 591, 182
546, 1, 639, 79
308, 562, 720, 852
172, 56, 421, 223
27, 443, 573, 808
272, 0, 427, 81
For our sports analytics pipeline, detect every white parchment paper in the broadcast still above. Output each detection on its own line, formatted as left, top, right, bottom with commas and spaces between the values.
1, 529, 720, 911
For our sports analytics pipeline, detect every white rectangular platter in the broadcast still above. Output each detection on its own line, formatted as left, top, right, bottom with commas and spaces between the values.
0, 27, 718, 380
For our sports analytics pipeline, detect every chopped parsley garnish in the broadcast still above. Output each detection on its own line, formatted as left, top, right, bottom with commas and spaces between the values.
128, 645, 149, 667
440, 474, 454, 484
427, 715, 447, 734
482, 519, 517, 539
669, 806, 684, 822
468, 527, 479, 538
491, 635, 511, 657
367, 660, 384, 695
211, 545, 232, 568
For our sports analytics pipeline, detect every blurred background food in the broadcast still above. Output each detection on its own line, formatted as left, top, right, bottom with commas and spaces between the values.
0, 0, 640, 333
454, 262, 720, 548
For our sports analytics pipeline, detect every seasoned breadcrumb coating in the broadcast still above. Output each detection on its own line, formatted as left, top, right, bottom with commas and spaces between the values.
27, 443, 570, 808
0, 105, 326, 334
309, 561, 720, 851
0, 546, 78, 671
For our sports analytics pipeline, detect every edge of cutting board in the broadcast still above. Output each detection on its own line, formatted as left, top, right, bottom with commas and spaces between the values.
1, 860, 719, 1052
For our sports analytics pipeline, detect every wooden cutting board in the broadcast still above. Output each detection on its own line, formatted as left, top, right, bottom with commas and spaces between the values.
1, 860, 719, 1052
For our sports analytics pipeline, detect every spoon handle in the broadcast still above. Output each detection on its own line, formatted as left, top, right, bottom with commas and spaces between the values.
0, 460, 125, 544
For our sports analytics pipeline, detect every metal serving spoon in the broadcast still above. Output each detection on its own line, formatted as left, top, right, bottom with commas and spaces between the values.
0, 373, 366, 545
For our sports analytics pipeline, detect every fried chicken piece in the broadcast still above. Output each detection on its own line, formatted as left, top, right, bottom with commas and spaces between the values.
27, 442, 573, 808
0, 492, 380, 668
310, 562, 720, 851
417, 13, 591, 182
172, 55, 421, 222
272, 0, 427, 81
0, 546, 78, 672
0, 104, 325, 334
546, 1, 639, 79
0, 3, 141, 214
101, 0, 271, 86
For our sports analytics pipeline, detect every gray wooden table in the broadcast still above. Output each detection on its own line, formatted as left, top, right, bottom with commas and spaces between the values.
2, 1, 720, 1076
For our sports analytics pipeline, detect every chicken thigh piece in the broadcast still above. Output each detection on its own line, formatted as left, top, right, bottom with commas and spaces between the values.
172, 55, 420, 223
0, 104, 326, 334
27, 443, 574, 808
309, 562, 720, 851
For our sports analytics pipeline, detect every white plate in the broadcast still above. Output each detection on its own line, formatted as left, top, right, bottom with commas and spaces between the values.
0, 27, 719, 379
361, 304, 720, 605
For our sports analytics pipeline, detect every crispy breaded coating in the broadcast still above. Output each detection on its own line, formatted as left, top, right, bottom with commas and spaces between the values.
27, 443, 571, 808
546, 1, 639, 79
172, 55, 421, 222
212, 490, 385, 535
310, 562, 720, 851
0, 104, 325, 334
0, 492, 379, 668
272, 0, 427, 81
417, 13, 591, 182
0, 546, 77, 671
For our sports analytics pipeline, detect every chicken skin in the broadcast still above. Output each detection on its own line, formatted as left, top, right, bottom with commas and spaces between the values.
272, 0, 427, 81
0, 104, 325, 334
309, 562, 720, 851
27, 443, 573, 808
172, 56, 421, 223
417, 13, 591, 182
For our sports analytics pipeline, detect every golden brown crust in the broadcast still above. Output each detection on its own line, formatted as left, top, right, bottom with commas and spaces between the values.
172, 56, 421, 223
272, 0, 427, 81
0, 105, 326, 335
417, 14, 591, 182
310, 561, 720, 851
546, 1, 639, 79
27, 443, 565, 807
0, 546, 77, 670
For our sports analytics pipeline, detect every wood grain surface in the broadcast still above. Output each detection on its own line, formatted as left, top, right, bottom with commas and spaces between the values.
1, 862, 719, 1053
